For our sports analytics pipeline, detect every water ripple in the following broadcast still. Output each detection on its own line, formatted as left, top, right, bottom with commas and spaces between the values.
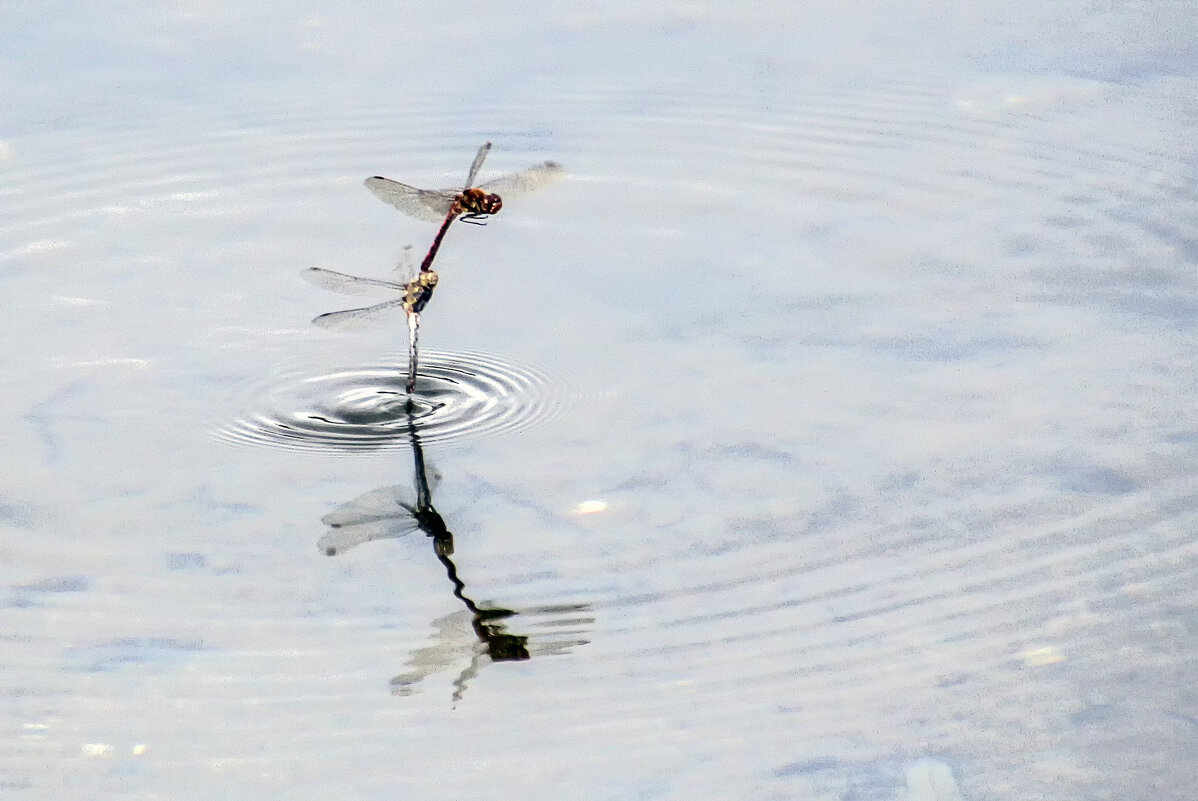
214, 349, 561, 453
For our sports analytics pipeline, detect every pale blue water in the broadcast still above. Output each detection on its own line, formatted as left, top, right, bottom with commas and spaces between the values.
3, 3, 1197, 800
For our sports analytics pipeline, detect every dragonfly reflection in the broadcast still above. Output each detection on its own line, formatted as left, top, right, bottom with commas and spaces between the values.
317, 408, 591, 700
316, 408, 452, 559
302, 246, 435, 394
364, 142, 563, 273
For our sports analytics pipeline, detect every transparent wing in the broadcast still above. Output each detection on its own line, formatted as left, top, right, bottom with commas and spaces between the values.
363, 177, 458, 222
322, 484, 417, 527
319, 484, 420, 554
318, 516, 421, 555
302, 267, 403, 297
423, 464, 442, 495
478, 160, 564, 198
462, 142, 492, 189
311, 299, 405, 331
411, 458, 442, 507
392, 245, 418, 283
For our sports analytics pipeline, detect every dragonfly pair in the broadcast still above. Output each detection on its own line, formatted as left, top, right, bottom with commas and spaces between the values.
304, 143, 563, 393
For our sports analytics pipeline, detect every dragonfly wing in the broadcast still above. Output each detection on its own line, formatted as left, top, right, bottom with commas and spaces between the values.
364, 177, 456, 222
392, 245, 418, 283
312, 299, 405, 331
478, 160, 564, 198
463, 142, 492, 189
322, 484, 416, 526
319, 485, 419, 554
302, 267, 404, 297
318, 517, 421, 555
412, 462, 443, 508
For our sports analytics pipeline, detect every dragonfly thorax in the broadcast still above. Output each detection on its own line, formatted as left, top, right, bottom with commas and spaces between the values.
403, 270, 439, 315
458, 187, 503, 216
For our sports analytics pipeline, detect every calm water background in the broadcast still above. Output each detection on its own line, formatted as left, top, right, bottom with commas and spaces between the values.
3, 3, 1197, 799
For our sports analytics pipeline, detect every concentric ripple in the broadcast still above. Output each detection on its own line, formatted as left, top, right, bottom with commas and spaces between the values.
215, 350, 562, 452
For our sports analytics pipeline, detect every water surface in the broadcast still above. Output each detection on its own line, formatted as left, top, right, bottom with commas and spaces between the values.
3, 3, 1197, 799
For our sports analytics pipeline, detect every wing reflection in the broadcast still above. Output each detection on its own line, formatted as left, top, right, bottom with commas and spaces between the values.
318, 403, 591, 699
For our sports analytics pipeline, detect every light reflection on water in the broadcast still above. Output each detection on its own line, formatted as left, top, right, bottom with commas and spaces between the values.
2, 42, 1197, 801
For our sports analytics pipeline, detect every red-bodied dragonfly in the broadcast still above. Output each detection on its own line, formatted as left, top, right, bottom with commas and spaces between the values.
364, 142, 562, 272
302, 247, 438, 393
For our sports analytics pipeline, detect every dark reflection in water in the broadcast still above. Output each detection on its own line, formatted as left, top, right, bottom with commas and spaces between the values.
318, 403, 591, 699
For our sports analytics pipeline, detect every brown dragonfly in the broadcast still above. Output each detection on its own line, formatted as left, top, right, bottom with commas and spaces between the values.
302, 247, 438, 393
364, 142, 562, 272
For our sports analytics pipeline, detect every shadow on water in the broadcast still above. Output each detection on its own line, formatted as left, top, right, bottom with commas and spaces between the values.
317, 401, 591, 700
